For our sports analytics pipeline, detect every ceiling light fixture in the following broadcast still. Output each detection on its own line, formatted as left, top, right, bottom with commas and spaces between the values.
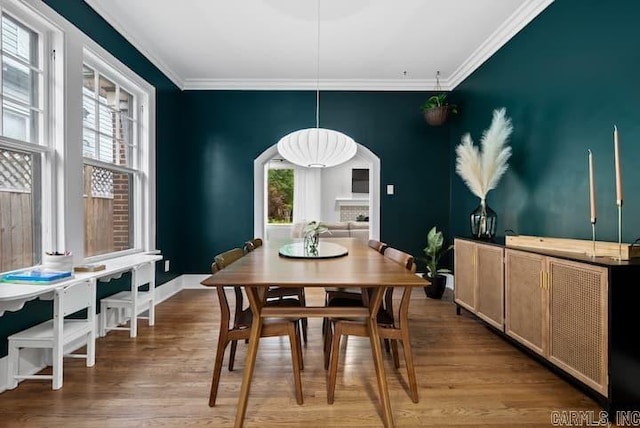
276, 0, 357, 168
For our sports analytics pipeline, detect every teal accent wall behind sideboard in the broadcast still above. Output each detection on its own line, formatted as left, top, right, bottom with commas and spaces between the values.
449, 0, 640, 243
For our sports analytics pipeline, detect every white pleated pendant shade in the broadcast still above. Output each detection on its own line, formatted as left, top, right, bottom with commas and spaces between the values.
277, 128, 357, 168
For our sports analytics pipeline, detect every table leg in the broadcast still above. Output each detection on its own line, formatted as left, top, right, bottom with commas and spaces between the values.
366, 287, 394, 428
234, 285, 264, 428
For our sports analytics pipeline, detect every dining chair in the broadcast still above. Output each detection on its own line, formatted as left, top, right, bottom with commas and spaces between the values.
209, 249, 304, 407
325, 246, 419, 404
322, 239, 390, 347
244, 237, 308, 343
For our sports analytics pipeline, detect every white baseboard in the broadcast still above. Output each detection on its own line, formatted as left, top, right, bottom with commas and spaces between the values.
180, 274, 211, 289
155, 275, 185, 302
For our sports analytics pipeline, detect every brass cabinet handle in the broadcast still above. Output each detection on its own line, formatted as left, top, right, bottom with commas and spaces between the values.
546, 272, 551, 290
540, 271, 543, 289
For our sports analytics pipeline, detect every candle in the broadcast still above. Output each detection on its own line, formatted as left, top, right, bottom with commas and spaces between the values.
588, 149, 596, 224
614, 125, 623, 206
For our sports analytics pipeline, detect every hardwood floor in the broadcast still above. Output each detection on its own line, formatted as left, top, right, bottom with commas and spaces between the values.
0, 288, 600, 427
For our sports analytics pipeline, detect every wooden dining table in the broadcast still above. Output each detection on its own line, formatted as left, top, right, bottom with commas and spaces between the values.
200, 237, 428, 427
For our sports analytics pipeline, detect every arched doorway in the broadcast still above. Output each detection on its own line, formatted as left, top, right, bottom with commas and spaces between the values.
254, 143, 380, 241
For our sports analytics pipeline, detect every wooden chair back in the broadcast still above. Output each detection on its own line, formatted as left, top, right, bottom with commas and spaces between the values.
383, 246, 416, 272
367, 239, 387, 253
244, 238, 264, 253
214, 248, 244, 268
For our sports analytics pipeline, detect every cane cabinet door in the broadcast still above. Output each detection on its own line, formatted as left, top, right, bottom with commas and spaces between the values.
454, 239, 476, 312
547, 257, 608, 396
505, 249, 547, 356
475, 244, 505, 329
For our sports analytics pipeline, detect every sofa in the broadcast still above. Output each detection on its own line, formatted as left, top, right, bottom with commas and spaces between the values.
291, 221, 369, 242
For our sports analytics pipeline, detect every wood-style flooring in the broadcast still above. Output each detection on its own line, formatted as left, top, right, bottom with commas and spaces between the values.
0, 287, 600, 427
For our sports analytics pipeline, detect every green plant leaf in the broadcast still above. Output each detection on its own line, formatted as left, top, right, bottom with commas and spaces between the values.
422, 226, 453, 277
421, 93, 448, 110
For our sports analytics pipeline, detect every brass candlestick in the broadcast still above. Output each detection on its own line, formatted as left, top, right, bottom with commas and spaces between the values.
617, 203, 623, 260
591, 222, 596, 258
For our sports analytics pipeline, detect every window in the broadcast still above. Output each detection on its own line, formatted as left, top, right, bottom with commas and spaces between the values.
0, 0, 155, 275
267, 167, 294, 224
82, 63, 139, 257
0, 12, 45, 272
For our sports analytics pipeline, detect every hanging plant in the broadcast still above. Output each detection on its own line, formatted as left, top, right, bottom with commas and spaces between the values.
420, 71, 458, 126
421, 93, 458, 126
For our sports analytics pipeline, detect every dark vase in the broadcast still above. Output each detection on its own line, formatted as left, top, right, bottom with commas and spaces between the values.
470, 199, 497, 241
423, 274, 447, 299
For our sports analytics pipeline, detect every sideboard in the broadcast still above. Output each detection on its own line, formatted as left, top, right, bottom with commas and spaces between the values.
454, 237, 640, 416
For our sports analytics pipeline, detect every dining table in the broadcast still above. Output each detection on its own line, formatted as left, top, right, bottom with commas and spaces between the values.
200, 237, 428, 428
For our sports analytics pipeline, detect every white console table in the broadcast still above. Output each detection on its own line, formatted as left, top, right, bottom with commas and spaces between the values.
0, 253, 162, 316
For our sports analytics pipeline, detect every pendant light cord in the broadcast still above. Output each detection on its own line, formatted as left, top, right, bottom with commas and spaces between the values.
316, 0, 320, 129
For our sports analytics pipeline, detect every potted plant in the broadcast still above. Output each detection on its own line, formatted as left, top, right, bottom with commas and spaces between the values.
420, 226, 453, 299
421, 93, 457, 126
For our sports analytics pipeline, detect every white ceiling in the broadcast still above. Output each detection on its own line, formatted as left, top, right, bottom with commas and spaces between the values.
84, 0, 553, 91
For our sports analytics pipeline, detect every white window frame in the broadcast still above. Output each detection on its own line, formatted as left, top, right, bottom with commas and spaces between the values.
0, 1, 60, 268
81, 50, 151, 260
0, 0, 156, 272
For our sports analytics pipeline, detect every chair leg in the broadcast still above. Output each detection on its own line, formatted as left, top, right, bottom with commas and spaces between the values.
149, 281, 156, 326
228, 340, 238, 371
301, 319, 308, 344
7, 342, 19, 390
299, 290, 308, 344
287, 322, 304, 405
86, 331, 96, 367
327, 322, 342, 404
383, 338, 390, 353
390, 339, 400, 369
52, 340, 63, 390
323, 320, 333, 370
400, 334, 418, 403
209, 335, 229, 407
295, 322, 304, 371
100, 302, 108, 337
129, 307, 137, 338
148, 299, 155, 327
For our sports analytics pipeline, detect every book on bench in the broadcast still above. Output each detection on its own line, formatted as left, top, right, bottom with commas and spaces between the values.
74, 263, 106, 272
2, 268, 73, 285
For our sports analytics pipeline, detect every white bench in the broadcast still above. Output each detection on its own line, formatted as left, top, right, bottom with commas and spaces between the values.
7, 279, 96, 390
100, 262, 155, 338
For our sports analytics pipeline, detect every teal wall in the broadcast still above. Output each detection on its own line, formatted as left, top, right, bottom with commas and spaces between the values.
182, 90, 452, 272
450, 0, 640, 243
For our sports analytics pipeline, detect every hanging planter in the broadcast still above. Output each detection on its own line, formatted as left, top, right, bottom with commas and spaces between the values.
421, 93, 457, 126
423, 105, 451, 126
420, 71, 458, 126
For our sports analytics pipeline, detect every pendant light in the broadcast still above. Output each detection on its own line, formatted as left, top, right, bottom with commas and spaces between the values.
276, 0, 357, 168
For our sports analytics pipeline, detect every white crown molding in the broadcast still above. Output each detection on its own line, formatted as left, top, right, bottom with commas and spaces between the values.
83, 0, 185, 90
183, 78, 449, 91
448, 0, 554, 89
83, 0, 551, 92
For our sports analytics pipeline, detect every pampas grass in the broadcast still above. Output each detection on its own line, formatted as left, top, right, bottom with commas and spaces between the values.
455, 108, 513, 201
